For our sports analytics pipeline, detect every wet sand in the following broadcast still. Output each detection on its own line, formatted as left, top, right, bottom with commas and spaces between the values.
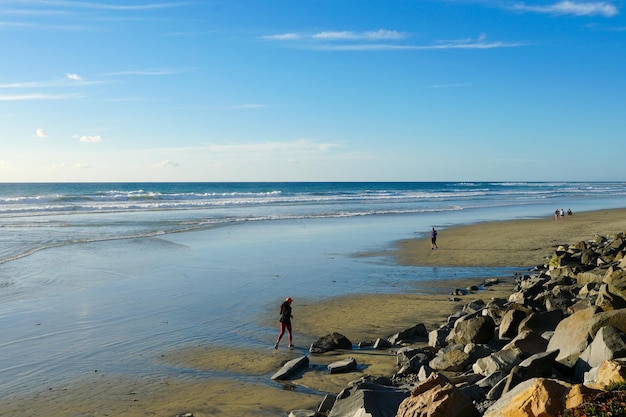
2, 208, 625, 417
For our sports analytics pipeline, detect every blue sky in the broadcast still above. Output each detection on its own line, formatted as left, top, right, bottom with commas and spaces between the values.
1, 0, 625, 182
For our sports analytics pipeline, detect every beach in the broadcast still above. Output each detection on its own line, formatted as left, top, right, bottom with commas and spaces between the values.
3, 207, 626, 417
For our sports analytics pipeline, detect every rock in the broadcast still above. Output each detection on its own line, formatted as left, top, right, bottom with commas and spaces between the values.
501, 330, 549, 357
546, 306, 598, 368
501, 350, 559, 395
310, 333, 353, 353
449, 315, 496, 345
428, 326, 450, 348
328, 357, 358, 374
596, 269, 626, 310
272, 356, 310, 380
498, 305, 531, 339
472, 348, 523, 376
518, 309, 564, 335
589, 358, 626, 388
373, 337, 393, 350
318, 394, 336, 413
289, 410, 317, 417
575, 325, 626, 380
388, 324, 428, 345
328, 382, 409, 417
483, 378, 573, 417
430, 345, 471, 372
396, 373, 479, 417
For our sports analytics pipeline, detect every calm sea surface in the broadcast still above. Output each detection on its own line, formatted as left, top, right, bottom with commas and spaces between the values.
1, 182, 625, 396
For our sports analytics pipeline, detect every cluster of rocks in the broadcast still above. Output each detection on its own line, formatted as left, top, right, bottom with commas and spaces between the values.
279, 232, 626, 417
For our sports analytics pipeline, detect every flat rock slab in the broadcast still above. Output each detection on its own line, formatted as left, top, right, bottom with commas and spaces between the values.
272, 355, 310, 380
328, 357, 358, 374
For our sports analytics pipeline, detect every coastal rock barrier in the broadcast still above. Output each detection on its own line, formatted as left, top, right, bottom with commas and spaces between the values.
277, 231, 626, 417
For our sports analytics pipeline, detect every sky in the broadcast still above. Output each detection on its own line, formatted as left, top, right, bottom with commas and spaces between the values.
1, 0, 625, 182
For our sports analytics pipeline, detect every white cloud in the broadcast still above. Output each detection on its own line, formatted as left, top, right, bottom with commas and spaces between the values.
66, 73, 82, 81
313, 29, 405, 40
0, 93, 80, 101
79, 135, 102, 143
35, 128, 48, 138
155, 160, 179, 168
262, 33, 301, 41
512, 1, 619, 17
263, 29, 521, 51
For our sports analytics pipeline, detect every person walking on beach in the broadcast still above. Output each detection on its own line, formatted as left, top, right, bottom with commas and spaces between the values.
431, 227, 438, 250
275, 297, 294, 349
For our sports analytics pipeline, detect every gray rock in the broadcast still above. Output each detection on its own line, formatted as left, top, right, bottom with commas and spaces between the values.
575, 325, 626, 381
328, 357, 358, 374
388, 324, 428, 345
272, 355, 310, 380
328, 382, 409, 417
429, 326, 451, 348
430, 344, 471, 372
501, 330, 549, 357
289, 410, 318, 417
450, 315, 496, 345
310, 333, 353, 353
472, 348, 523, 376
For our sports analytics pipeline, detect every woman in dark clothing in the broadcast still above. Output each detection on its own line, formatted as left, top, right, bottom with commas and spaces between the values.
275, 297, 294, 349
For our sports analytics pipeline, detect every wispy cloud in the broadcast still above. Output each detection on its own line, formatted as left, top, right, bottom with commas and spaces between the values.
66, 72, 82, 81
155, 159, 179, 169
262, 30, 521, 51
35, 128, 48, 138
0, 93, 81, 101
3, 1, 190, 11
511, 1, 619, 17
79, 135, 102, 143
312, 29, 406, 41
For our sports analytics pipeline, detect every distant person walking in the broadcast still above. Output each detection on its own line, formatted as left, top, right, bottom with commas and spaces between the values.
275, 297, 294, 349
567, 208, 573, 219
431, 227, 438, 250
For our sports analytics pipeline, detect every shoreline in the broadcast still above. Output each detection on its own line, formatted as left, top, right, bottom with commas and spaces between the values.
2, 207, 625, 416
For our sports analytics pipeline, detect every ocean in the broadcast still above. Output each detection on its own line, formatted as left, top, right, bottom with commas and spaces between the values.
1, 181, 626, 397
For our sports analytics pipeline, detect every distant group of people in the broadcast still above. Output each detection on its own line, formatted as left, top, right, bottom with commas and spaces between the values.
554, 208, 573, 220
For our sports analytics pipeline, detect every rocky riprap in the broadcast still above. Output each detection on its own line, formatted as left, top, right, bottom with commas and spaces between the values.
279, 232, 626, 417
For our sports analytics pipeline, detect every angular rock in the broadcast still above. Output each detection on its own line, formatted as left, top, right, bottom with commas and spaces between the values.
501, 330, 549, 357
498, 305, 530, 339
546, 306, 598, 368
272, 356, 310, 380
575, 325, 626, 380
389, 324, 428, 345
518, 309, 564, 335
396, 373, 479, 417
501, 350, 559, 395
588, 358, 626, 388
328, 382, 409, 417
428, 326, 450, 348
450, 315, 495, 345
310, 333, 353, 353
288, 410, 317, 417
430, 345, 471, 372
483, 378, 573, 417
472, 348, 523, 376
328, 357, 357, 374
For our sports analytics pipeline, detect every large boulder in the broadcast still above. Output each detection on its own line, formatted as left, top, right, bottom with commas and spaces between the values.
575, 325, 626, 380
310, 333, 353, 353
396, 373, 479, 417
388, 324, 428, 345
328, 382, 409, 417
498, 305, 531, 339
429, 345, 471, 372
472, 348, 523, 377
272, 356, 310, 380
483, 378, 575, 417
449, 315, 496, 345
328, 357, 358, 374
596, 269, 626, 310
501, 330, 549, 357
546, 306, 598, 368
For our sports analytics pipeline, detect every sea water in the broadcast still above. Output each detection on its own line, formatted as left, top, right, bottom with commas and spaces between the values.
1, 182, 626, 396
